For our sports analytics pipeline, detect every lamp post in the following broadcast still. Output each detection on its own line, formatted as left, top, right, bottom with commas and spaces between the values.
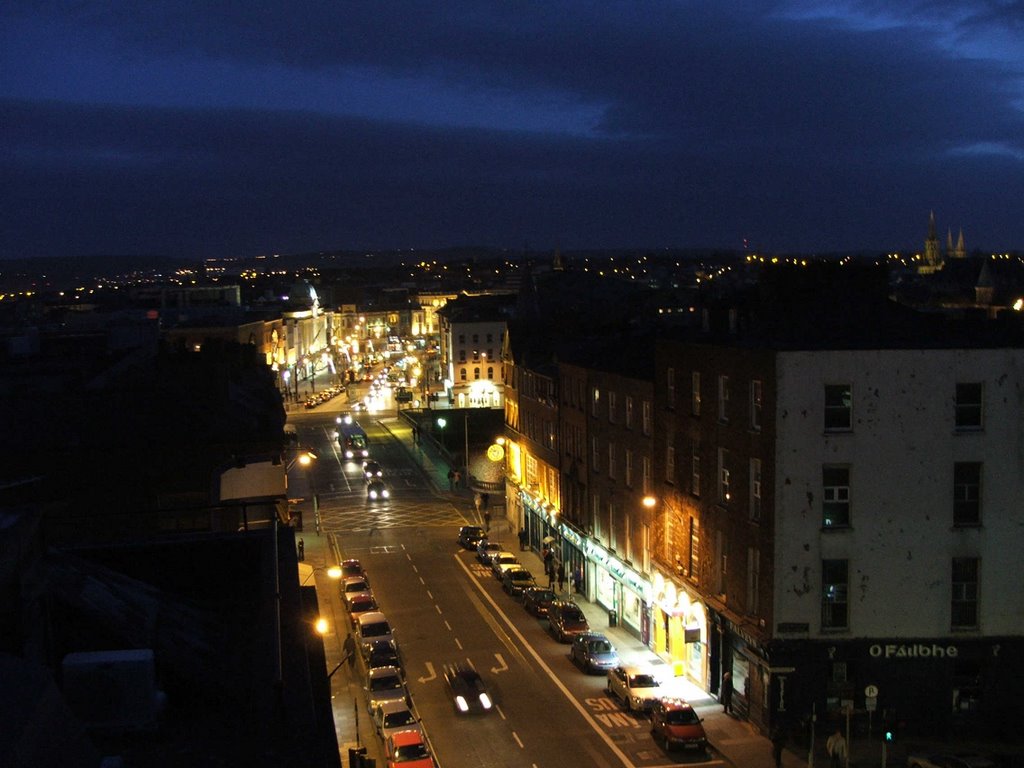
437, 417, 447, 451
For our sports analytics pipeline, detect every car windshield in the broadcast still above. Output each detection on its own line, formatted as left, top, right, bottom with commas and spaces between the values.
394, 744, 429, 761
371, 674, 403, 691
351, 597, 376, 611
510, 571, 533, 581
665, 708, 700, 725
345, 580, 369, 592
384, 711, 415, 727
362, 622, 391, 637
590, 640, 613, 653
630, 674, 659, 688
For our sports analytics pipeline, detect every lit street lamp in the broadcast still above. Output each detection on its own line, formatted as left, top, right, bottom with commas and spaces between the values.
437, 417, 447, 450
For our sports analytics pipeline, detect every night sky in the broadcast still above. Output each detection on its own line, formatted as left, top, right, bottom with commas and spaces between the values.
2, 1, 1022, 260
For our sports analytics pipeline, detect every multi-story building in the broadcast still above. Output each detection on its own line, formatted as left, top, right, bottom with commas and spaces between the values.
438, 293, 514, 408
653, 272, 1024, 739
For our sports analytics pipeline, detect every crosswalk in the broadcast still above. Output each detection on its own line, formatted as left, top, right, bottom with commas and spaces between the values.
318, 491, 472, 533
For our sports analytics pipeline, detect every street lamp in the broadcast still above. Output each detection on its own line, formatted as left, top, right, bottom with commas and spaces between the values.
437, 417, 447, 450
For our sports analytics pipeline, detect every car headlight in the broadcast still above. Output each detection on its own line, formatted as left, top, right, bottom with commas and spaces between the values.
382, 490, 389, 498
479, 693, 492, 710
455, 696, 469, 713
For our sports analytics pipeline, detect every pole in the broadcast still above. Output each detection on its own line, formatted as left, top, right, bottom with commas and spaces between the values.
464, 412, 469, 481
808, 702, 816, 768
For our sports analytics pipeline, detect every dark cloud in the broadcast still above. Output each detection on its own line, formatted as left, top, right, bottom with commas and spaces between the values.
1, 1, 1022, 258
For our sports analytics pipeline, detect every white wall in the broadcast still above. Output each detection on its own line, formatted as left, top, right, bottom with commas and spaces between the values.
772, 348, 1024, 639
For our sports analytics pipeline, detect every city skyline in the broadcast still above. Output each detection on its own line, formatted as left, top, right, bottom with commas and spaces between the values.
3, 1, 1023, 261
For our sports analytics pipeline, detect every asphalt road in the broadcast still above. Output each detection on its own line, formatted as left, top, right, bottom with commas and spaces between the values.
288, 401, 723, 768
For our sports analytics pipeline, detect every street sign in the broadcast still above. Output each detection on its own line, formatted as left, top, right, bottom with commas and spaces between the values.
865, 684, 879, 698
865, 695, 878, 712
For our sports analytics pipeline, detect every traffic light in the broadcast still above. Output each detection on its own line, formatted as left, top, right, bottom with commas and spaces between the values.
884, 720, 898, 744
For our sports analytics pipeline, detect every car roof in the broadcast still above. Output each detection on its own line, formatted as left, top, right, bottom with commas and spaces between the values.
620, 664, 659, 677
368, 665, 402, 678
390, 729, 425, 746
376, 699, 412, 713
358, 611, 389, 625
658, 697, 694, 711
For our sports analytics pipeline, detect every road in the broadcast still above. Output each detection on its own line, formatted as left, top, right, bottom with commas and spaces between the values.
288, 397, 722, 768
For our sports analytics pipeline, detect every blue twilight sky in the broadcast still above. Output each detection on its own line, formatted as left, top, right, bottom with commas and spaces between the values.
2, 1, 1022, 260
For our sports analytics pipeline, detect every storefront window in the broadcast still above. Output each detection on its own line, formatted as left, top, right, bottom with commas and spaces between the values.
732, 652, 750, 704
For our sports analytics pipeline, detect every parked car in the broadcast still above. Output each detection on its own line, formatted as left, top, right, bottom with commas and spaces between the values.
457, 525, 484, 549
547, 600, 590, 642
607, 665, 664, 712
569, 632, 620, 674
490, 551, 520, 580
476, 539, 503, 565
442, 663, 493, 714
650, 697, 707, 752
502, 566, 536, 596
372, 699, 421, 742
365, 639, 403, 674
365, 665, 410, 712
356, 611, 395, 653
339, 558, 369, 582
907, 753, 999, 768
521, 586, 556, 617
367, 479, 390, 501
385, 729, 435, 767
348, 592, 380, 625
341, 576, 372, 606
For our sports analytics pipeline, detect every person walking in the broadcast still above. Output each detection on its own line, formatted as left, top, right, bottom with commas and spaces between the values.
556, 562, 566, 593
720, 671, 733, 714
771, 722, 786, 768
483, 509, 491, 533
572, 566, 582, 594
518, 528, 528, 551
343, 633, 356, 668
447, 468, 455, 491
826, 728, 847, 768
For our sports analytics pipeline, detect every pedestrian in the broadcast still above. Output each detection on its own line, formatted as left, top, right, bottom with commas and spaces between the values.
518, 528, 528, 551
483, 509, 491, 532
572, 566, 582, 594
771, 722, 786, 768
447, 468, 455, 491
720, 671, 733, 713
826, 728, 847, 768
474, 493, 482, 513
453, 470, 462, 488
543, 547, 554, 578
343, 633, 356, 668
556, 562, 565, 592
481, 493, 489, 510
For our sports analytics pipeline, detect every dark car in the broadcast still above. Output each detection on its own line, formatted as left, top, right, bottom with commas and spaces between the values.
521, 587, 556, 617
548, 599, 590, 642
442, 663, 493, 714
365, 639, 403, 674
362, 460, 383, 479
339, 558, 369, 582
502, 566, 537, 596
367, 479, 390, 501
458, 525, 485, 549
650, 697, 707, 752
569, 632, 620, 674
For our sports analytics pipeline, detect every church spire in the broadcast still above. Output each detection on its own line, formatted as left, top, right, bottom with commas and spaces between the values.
922, 210, 942, 273
955, 228, 966, 259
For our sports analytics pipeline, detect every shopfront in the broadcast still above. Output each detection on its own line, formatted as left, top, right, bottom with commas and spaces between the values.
651, 570, 709, 687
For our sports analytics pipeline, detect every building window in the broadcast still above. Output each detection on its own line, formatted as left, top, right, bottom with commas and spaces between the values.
691, 440, 701, 497
750, 380, 762, 431
642, 401, 652, 435
591, 437, 600, 472
641, 456, 651, 495
486, 333, 493, 343
665, 432, 675, 483
691, 371, 701, 416
953, 462, 982, 527
460, 368, 467, 381
667, 367, 676, 410
472, 350, 480, 361
688, 517, 700, 581
717, 375, 729, 422
951, 557, 979, 629
607, 500, 616, 551
608, 391, 618, 423
474, 367, 480, 380
458, 334, 465, 344
625, 396, 634, 428
718, 447, 731, 504
591, 387, 600, 417
591, 494, 602, 537
624, 513, 633, 562
487, 348, 493, 360
459, 350, 466, 362
824, 384, 852, 431
715, 531, 728, 595
955, 383, 983, 430
472, 334, 479, 344
821, 559, 849, 629
608, 444, 617, 479
750, 458, 762, 522
747, 547, 760, 615
822, 466, 850, 528
487, 366, 493, 379
624, 450, 634, 487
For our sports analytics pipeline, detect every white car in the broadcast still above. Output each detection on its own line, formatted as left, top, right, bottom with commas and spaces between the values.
372, 699, 421, 742
365, 665, 409, 713
490, 551, 521, 580
606, 665, 664, 712
355, 611, 395, 653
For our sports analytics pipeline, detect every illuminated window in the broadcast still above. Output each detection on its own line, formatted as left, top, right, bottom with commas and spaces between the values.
591, 387, 600, 417
688, 517, 700, 581
487, 367, 493, 379
665, 431, 675, 483
460, 368, 467, 381
625, 396, 634, 428
691, 440, 701, 497
821, 559, 848, 629
691, 371, 701, 416
718, 448, 731, 503
474, 367, 480, 380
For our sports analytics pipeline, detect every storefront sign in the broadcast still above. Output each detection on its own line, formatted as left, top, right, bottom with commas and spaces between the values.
869, 643, 958, 659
